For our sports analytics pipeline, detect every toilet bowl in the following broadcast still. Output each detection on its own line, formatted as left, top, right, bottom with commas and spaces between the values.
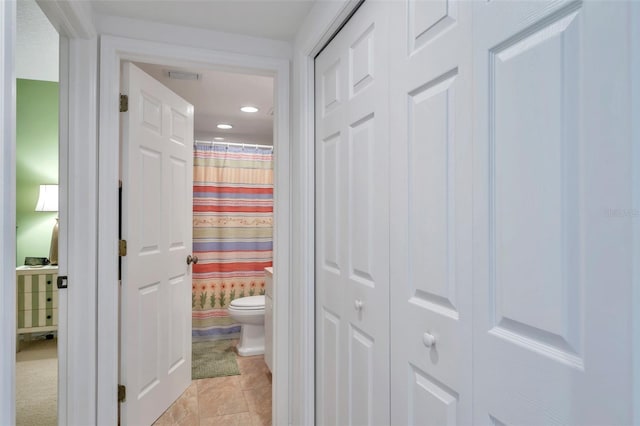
228, 295, 265, 356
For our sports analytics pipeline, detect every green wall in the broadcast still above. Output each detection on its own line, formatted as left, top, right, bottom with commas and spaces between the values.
16, 79, 59, 266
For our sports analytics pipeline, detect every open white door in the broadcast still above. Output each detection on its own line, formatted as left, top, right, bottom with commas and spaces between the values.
120, 62, 194, 425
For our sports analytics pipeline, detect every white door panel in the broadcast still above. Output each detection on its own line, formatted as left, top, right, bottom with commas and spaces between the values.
121, 62, 194, 425
390, 0, 473, 424
473, 1, 633, 424
315, 2, 390, 424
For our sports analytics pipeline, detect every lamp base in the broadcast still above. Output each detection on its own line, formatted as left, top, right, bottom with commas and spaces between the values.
49, 218, 59, 266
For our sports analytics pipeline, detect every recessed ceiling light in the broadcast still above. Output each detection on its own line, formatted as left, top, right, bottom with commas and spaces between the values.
214, 137, 224, 141
217, 124, 233, 130
240, 106, 259, 113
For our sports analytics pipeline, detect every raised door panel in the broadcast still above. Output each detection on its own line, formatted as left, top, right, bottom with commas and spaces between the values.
409, 366, 458, 426
136, 283, 161, 400
318, 309, 340, 426
408, 0, 457, 54
407, 70, 458, 316
489, 8, 581, 363
320, 133, 341, 275
348, 325, 374, 425
137, 148, 162, 254
348, 114, 375, 286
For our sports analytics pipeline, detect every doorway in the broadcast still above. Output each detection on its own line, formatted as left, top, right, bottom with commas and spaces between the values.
15, 1, 60, 424
97, 35, 291, 425
122, 61, 275, 424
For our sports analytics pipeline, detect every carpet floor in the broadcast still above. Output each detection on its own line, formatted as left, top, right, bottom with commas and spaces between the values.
16, 338, 57, 426
192, 339, 241, 380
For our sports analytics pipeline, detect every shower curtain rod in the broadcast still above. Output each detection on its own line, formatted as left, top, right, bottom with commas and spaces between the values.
194, 140, 274, 151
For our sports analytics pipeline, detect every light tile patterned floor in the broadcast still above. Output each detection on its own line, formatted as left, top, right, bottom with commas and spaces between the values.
154, 353, 272, 426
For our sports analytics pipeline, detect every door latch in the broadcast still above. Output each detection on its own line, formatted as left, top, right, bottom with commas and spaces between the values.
57, 275, 68, 289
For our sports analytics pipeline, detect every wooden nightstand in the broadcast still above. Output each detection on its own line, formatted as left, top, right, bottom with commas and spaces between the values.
16, 265, 58, 342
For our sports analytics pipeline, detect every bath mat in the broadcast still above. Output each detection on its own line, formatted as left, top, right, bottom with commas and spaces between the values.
192, 339, 240, 379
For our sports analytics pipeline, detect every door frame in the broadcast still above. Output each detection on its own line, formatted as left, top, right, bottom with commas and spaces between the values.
632, 2, 640, 424
0, 1, 17, 421
1, 1, 97, 424
97, 35, 290, 425
290, 1, 361, 423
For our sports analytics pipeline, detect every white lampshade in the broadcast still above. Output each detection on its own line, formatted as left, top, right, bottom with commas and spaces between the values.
35, 184, 59, 212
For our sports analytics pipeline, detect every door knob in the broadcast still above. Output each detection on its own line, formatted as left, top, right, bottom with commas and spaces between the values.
422, 332, 436, 348
354, 299, 364, 311
186, 255, 199, 265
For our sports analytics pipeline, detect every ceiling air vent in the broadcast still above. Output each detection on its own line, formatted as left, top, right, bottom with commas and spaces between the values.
167, 70, 200, 81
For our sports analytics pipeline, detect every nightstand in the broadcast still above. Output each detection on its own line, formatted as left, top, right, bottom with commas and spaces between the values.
16, 265, 58, 342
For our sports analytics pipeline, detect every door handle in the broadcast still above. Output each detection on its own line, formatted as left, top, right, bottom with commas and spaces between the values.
354, 299, 364, 311
186, 255, 199, 265
422, 332, 436, 348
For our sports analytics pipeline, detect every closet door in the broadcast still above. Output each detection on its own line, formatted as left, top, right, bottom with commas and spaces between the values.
389, 0, 473, 424
472, 1, 634, 424
315, 2, 390, 424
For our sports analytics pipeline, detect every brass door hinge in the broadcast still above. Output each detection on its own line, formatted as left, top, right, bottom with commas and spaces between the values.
120, 94, 128, 112
118, 384, 126, 403
119, 240, 127, 257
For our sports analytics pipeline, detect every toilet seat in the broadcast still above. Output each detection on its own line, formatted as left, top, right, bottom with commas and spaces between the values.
229, 295, 265, 310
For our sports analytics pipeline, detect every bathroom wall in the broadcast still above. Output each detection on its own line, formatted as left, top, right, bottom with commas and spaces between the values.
16, 79, 59, 266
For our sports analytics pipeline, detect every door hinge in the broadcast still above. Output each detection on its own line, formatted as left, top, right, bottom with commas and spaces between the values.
118, 384, 126, 403
119, 239, 127, 257
119, 94, 128, 112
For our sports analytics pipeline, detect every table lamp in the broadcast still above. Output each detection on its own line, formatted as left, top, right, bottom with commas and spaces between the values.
35, 184, 59, 265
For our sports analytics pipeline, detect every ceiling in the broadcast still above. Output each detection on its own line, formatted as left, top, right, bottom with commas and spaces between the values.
17, 0, 58, 82
18, 0, 284, 146
136, 63, 274, 145
90, 0, 315, 41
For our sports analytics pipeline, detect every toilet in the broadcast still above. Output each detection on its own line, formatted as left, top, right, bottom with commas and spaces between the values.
228, 295, 265, 356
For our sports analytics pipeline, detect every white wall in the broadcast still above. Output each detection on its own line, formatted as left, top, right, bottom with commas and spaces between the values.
17, 0, 58, 81
95, 14, 292, 60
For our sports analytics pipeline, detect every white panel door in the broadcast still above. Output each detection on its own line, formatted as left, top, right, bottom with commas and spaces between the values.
121, 62, 194, 425
315, 2, 390, 424
389, 0, 473, 424
472, 1, 634, 424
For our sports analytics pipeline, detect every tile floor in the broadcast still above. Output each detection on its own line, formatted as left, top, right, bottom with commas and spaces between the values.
154, 349, 272, 426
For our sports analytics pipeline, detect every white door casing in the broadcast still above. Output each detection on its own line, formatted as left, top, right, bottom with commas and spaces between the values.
315, 1, 390, 424
120, 62, 194, 425
472, 1, 634, 424
389, 0, 473, 424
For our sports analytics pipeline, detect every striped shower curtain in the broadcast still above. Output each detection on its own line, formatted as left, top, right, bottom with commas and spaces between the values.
192, 144, 273, 340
